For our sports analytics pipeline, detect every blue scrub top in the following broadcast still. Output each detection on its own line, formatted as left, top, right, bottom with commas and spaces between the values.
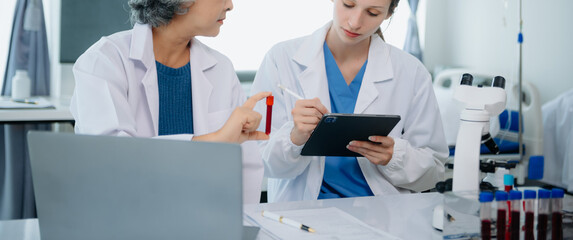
317, 42, 374, 199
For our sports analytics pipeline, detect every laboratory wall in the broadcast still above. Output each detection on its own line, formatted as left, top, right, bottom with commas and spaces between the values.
424, 0, 573, 105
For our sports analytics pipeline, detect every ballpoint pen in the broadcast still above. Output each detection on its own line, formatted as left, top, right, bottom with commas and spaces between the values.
261, 210, 315, 233
277, 84, 303, 100
12, 99, 39, 104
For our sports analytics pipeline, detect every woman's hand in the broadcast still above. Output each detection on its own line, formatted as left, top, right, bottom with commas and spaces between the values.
290, 98, 329, 146
193, 91, 272, 143
346, 136, 395, 165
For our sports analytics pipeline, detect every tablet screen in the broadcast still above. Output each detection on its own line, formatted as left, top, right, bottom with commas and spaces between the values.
300, 113, 400, 157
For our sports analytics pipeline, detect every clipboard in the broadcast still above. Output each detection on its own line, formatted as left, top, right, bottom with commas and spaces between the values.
300, 113, 401, 157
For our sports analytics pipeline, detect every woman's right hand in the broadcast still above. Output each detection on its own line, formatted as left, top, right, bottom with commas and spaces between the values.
193, 91, 272, 143
290, 98, 329, 146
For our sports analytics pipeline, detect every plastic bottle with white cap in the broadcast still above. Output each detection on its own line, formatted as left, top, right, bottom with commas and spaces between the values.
11, 70, 31, 100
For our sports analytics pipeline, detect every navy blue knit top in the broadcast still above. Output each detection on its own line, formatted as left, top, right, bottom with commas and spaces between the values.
156, 61, 193, 135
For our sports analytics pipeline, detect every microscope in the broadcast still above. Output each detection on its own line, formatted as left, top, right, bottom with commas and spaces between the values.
433, 73, 507, 231
452, 73, 507, 192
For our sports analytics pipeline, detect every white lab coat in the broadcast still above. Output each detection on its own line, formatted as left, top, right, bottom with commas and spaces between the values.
251, 22, 449, 202
542, 88, 573, 192
70, 23, 263, 204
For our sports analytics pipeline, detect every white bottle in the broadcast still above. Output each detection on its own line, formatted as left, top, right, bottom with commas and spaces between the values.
11, 70, 31, 100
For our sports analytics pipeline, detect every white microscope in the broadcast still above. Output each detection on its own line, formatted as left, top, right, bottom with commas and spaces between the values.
452, 73, 507, 192
433, 73, 507, 231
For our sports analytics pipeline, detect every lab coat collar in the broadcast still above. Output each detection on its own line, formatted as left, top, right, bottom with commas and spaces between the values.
129, 23, 155, 67
291, 21, 394, 114
127, 23, 217, 134
189, 38, 216, 135
292, 22, 332, 112
354, 33, 394, 113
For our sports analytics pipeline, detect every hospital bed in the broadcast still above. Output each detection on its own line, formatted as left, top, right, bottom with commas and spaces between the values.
433, 68, 544, 185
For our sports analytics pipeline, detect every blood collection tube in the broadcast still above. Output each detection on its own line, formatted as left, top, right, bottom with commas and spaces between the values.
508, 190, 522, 240
551, 188, 564, 240
495, 191, 508, 240
265, 96, 274, 135
504, 174, 513, 240
504, 174, 513, 192
537, 189, 551, 240
523, 190, 536, 240
479, 192, 494, 240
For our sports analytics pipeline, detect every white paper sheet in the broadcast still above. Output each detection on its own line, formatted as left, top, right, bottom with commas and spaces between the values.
0, 97, 55, 109
245, 207, 401, 240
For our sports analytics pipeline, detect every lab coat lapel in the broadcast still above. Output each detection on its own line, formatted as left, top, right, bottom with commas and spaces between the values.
129, 24, 161, 134
354, 35, 393, 114
189, 38, 215, 135
293, 22, 332, 112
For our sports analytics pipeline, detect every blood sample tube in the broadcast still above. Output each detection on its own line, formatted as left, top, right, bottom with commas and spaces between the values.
495, 191, 508, 240
508, 190, 522, 240
265, 96, 274, 135
479, 192, 494, 240
504, 174, 514, 192
523, 190, 536, 240
504, 174, 514, 240
551, 188, 564, 240
537, 189, 551, 240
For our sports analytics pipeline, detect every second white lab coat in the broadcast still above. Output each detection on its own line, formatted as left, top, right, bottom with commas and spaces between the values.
70, 23, 263, 204
251, 22, 449, 202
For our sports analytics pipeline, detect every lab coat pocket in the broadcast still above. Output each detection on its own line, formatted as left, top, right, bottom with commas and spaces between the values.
207, 108, 234, 132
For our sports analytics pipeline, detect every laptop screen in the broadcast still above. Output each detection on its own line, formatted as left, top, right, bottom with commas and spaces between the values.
28, 131, 243, 240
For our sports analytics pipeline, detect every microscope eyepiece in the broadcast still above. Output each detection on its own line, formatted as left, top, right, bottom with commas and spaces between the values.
460, 73, 473, 86
492, 76, 506, 89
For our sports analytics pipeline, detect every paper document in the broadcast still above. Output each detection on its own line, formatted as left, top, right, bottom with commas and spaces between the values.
245, 207, 400, 240
0, 97, 55, 109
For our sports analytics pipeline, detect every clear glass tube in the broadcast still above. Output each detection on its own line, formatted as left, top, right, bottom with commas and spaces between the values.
537, 189, 551, 240
523, 190, 535, 240
508, 190, 521, 240
495, 191, 508, 240
480, 192, 494, 240
551, 188, 564, 240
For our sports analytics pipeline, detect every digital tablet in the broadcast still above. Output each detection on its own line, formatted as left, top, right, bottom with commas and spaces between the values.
300, 113, 401, 157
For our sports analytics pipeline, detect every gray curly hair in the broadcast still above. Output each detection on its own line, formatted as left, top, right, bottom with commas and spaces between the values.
128, 0, 196, 27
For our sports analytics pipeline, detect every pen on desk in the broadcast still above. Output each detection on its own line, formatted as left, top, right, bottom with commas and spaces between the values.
265, 96, 274, 135
261, 210, 315, 233
12, 99, 39, 104
277, 84, 304, 100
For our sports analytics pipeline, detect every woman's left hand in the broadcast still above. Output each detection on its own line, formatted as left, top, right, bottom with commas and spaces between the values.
346, 136, 395, 166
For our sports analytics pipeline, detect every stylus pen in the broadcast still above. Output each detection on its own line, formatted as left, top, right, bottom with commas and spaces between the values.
277, 84, 304, 100
262, 210, 315, 233
265, 96, 274, 135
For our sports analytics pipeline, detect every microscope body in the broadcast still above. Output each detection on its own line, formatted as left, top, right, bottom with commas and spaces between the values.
451, 75, 507, 192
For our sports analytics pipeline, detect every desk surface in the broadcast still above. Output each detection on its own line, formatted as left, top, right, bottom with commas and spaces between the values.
0, 193, 443, 240
2, 192, 570, 239
245, 192, 443, 239
0, 96, 73, 123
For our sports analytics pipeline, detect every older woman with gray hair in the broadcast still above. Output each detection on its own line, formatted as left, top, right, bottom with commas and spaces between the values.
70, 0, 270, 204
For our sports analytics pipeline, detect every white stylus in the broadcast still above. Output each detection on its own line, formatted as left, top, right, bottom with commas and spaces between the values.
277, 84, 304, 100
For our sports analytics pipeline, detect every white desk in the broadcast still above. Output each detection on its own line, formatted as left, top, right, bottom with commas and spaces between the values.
0, 96, 73, 123
1, 193, 443, 240
245, 192, 444, 239
1, 192, 572, 239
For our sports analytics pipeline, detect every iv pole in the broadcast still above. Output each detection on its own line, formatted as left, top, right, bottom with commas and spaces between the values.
517, 0, 524, 172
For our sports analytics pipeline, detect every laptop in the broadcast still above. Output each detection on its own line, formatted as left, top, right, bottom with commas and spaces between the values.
27, 131, 251, 240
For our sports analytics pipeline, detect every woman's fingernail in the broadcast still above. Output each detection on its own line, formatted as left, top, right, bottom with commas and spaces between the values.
368, 136, 375, 141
